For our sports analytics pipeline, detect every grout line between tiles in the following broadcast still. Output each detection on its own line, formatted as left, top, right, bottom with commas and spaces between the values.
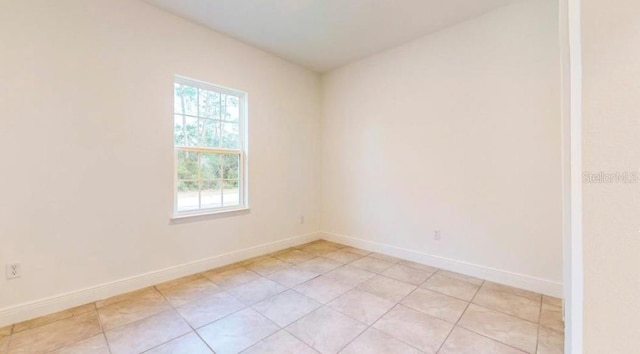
94, 303, 115, 354
100, 331, 114, 354
151, 282, 219, 353
455, 304, 540, 353
435, 279, 484, 353
333, 277, 430, 353
535, 294, 544, 354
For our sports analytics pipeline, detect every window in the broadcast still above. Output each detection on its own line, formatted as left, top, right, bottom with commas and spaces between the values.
173, 76, 247, 216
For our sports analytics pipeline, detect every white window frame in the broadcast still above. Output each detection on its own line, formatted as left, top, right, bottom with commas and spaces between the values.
172, 75, 249, 219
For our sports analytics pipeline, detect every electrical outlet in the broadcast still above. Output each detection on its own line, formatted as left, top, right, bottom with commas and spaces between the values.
433, 230, 441, 241
300, 216, 305, 224
6, 263, 21, 279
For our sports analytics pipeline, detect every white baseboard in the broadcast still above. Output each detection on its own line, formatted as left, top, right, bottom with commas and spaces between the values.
0, 232, 321, 327
321, 231, 563, 298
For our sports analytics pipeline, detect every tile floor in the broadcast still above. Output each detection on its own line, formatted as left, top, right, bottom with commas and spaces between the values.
0, 240, 564, 354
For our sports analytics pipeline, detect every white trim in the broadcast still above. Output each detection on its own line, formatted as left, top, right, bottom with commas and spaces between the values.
170, 207, 250, 223
172, 75, 249, 218
0, 232, 321, 327
320, 231, 563, 297
174, 75, 247, 97
561, 0, 584, 352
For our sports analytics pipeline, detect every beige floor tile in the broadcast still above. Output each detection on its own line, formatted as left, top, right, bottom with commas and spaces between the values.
49, 334, 110, 354
12, 303, 95, 334
145, 332, 212, 354
473, 286, 542, 322
202, 267, 261, 289
0, 243, 557, 354
246, 257, 292, 276
542, 295, 562, 307
440, 327, 526, 354
197, 308, 279, 354
297, 257, 343, 274
209, 262, 246, 273
340, 246, 371, 256
537, 326, 564, 354
482, 282, 541, 302
228, 278, 287, 305
252, 290, 321, 327
328, 289, 395, 325
274, 249, 315, 264
436, 270, 484, 285
98, 289, 171, 330
368, 253, 402, 263
157, 277, 222, 307
294, 276, 355, 303
270, 247, 297, 256
95, 287, 156, 308
105, 310, 191, 354
458, 304, 538, 353
401, 287, 468, 323
243, 330, 317, 354
266, 267, 319, 288
300, 243, 342, 256
0, 325, 11, 337
322, 249, 364, 264
422, 274, 480, 301
373, 305, 453, 353
398, 260, 438, 274
8, 311, 102, 353
0, 336, 9, 353
382, 264, 432, 285
176, 292, 245, 328
540, 303, 564, 333
286, 307, 367, 354
350, 256, 395, 274
294, 241, 316, 248
238, 255, 272, 267
357, 275, 417, 302
155, 273, 204, 291
301, 240, 343, 248
340, 328, 422, 354
318, 240, 347, 248
323, 266, 376, 287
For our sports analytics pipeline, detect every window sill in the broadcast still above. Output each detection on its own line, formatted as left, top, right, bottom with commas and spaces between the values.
170, 207, 250, 224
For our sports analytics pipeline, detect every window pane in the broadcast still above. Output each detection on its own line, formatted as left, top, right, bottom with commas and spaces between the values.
201, 152, 222, 179
223, 154, 240, 179
221, 122, 239, 149
199, 89, 220, 119
200, 119, 220, 148
222, 95, 240, 122
174, 115, 185, 146
177, 151, 198, 179
177, 181, 199, 211
173, 78, 246, 214
223, 180, 240, 207
201, 180, 222, 209
174, 84, 198, 115
184, 116, 199, 146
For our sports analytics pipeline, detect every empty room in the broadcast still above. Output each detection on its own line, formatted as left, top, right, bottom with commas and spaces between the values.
1, 0, 638, 353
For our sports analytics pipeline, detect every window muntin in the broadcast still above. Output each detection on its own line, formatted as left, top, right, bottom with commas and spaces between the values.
173, 77, 246, 215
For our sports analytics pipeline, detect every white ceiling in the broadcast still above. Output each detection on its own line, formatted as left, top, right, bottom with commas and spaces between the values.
146, 0, 516, 72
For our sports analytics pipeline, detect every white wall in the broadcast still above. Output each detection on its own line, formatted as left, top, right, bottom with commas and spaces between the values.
582, 0, 640, 352
321, 0, 562, 293
0, 0, 321, 317
0, 0, 566, 325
